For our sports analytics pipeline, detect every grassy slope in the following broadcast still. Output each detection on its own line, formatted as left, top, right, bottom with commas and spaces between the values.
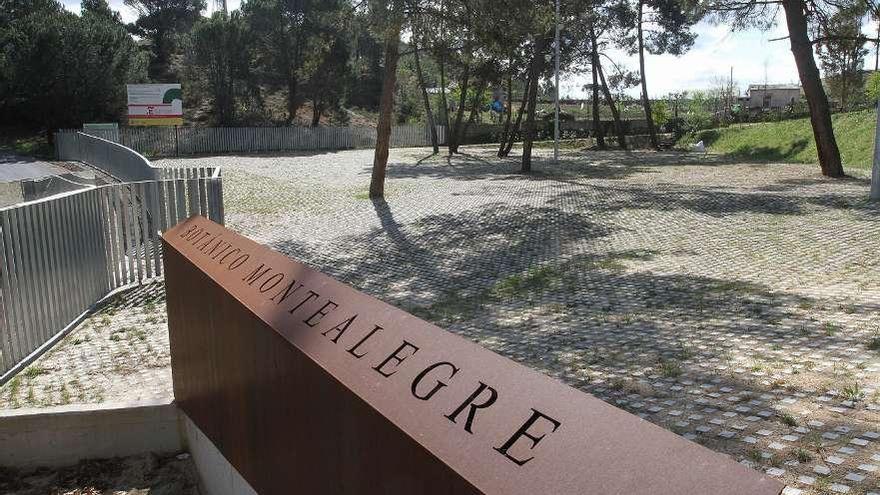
678, 109, 877, 173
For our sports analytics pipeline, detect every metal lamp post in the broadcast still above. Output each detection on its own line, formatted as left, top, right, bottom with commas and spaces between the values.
554, 0, 561, 164
872, 100, 880, 201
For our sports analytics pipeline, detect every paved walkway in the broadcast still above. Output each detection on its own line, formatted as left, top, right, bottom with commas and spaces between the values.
4, 146, 880, 494
0, 152, 67, 183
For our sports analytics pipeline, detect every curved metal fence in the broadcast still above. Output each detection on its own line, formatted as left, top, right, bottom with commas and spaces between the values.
55, 131, 157, 182
1, 140, 223, 382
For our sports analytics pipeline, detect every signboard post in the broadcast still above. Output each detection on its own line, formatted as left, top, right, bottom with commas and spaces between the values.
126, 84, 183, 126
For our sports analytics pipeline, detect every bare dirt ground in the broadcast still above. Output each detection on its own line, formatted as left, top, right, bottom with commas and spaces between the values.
0, 453, 199, 495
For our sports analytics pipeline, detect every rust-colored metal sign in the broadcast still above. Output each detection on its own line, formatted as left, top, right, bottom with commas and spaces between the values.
163, 216, 783, 495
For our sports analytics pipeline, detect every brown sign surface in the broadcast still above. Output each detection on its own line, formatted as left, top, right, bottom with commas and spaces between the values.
163, 216, 783, 495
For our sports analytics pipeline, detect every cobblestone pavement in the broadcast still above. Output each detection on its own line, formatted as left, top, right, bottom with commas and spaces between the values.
0, 283, 171, 408
5, 146, 880, 494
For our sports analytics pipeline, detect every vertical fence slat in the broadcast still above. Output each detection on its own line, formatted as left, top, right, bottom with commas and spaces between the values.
148, 182, 163, 276
106, 188, 124, 288
115, 186, 132, 285
38, 202, 63, 338
64, 195, 86, 321
175, 178, 187, 224
1, 212, 25, 367
30, 203, 54, 343
96, 188, 113, 291
21, 205, 47, 344
187, 176, 199, 218
19, 206, 46, 347
86, 189, 109, 295
206, 177, 219, 223
48, 197, 71, 329
6, 209, 27, 363
128, 186, 144, 284
158, 180, 170, 229
56, 195, 78, 323
0, 215, 14, 373
198, 177, 208, 217
15, 207, 38, 353
73, 194, 94, 315
134, 183, 151, 280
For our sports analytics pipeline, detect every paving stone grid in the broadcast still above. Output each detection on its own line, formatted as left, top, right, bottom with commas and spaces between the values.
3, 146, 880, 494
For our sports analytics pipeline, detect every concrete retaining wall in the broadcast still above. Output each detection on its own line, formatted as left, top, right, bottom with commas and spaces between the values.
0, 399, 181, 467
0, 400, 256, 495
180, 412, 257, 495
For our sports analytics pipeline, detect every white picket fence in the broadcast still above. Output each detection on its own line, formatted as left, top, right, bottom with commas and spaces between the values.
58, 125, 447, 158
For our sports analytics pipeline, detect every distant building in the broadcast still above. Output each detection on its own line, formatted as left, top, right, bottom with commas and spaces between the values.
739, 84, 803, 110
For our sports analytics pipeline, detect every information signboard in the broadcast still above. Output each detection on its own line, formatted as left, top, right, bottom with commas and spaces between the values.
126, 84, 183, 126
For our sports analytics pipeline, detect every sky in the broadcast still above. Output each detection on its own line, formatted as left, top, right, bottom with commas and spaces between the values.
61, 1, 875, 98
565, 19, 801, 98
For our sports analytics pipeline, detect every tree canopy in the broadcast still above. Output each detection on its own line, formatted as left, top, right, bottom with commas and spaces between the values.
0, 0, 147, 132
2, 0, 879, 180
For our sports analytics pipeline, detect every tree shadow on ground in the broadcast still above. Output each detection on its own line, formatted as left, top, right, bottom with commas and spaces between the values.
271, 196, 612, 305
93, 280, 166, 313
266, 191, 875, 357
377, 154, 653, 182
376, 145, 864, 188
755, 176, 870, 192
545, 179, 880, 217
267, 193, 877, 394
725, 140, 811, 163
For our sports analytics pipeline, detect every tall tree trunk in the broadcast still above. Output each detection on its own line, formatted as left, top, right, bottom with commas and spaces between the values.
439, 52, 450, 130
501, 76, 531, 157
782, 0, 844, 177
462, 78, 487, 142
875, 16, 879, 72
637, 1, 659, 150
448, 61, 471, 154
498, 69, 514, 155
589, 23, 606, 150
438, 0, 450, 134
413, 37, 439, 153
871, 100, 880, 201
522, 37, 548, 173
369, 22, 402, 199
596, 54, 626, 149
286, 73, 298, 125
591, 64, 605, 149
310, 100, 323, 127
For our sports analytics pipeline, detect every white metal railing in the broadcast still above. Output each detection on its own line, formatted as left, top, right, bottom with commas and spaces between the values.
1, 137, 224, 381
57, 125, 447, 158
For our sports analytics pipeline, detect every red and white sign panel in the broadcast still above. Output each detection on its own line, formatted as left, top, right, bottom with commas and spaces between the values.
127, 83, 183, 126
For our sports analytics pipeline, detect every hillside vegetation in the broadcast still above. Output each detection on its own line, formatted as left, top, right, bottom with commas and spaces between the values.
679, 109, 877, 174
